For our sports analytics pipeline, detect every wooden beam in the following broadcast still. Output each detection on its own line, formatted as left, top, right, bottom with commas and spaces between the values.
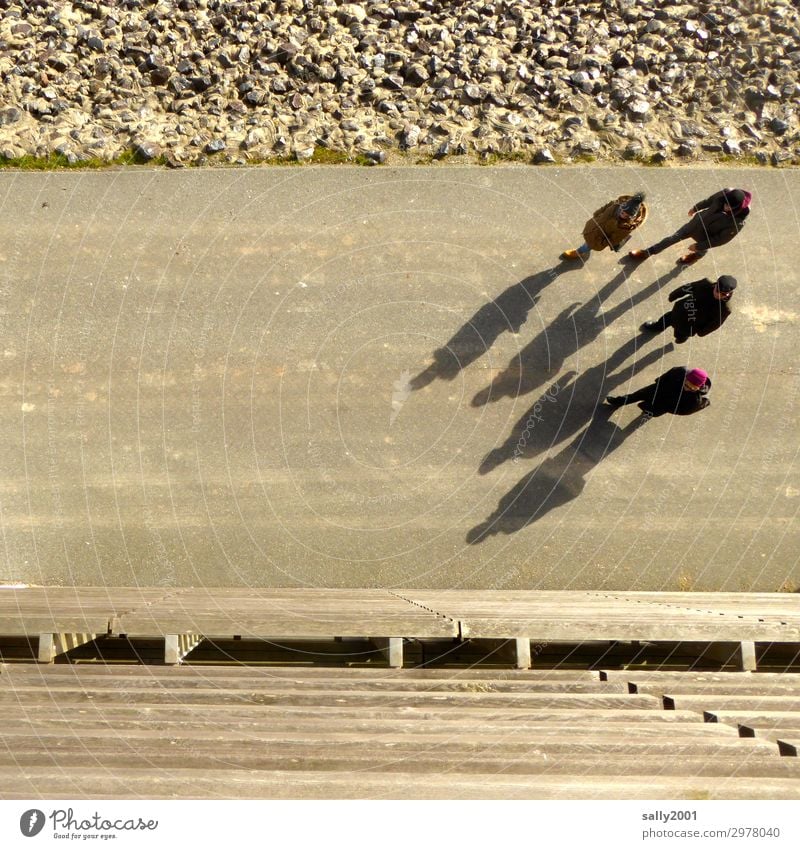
740, 641, 757, 672
371, 637, 403, 668
37, 634, 55, 664
37, 633, 95, 664
515, 637, 532, 669
165, 634, 202, 665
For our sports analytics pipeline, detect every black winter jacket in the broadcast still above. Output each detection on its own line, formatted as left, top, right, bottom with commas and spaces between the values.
667, 279, 731, 338
687, 189, 749, 250
637, 367, 711, 417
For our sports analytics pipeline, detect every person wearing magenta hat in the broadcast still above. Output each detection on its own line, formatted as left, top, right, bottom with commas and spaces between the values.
642, 275, 737, 343
628, 188, 751, 266
605, 367, 711, 417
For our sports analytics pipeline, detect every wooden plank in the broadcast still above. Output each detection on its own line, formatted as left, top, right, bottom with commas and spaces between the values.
602, 671, 800, 684
634, 683, 800, 697
405, 588, 800, 605
400, 591, 800, 639
0, 675, 629, 694
458, 620, 800, 641
5, 588, 800, 667
0, 720, 736, 739
669, 695, 800, 711
0, 616, 110, 635
0, 704, 710, 725
4, 589, 799, 646
0, 736, 776, 760
589, 593, 800, 606
707, 711, 800, 729
746, 726, 800, 750
0, 665, 604, 681
0, 768, 796, 800
0, 689, 664, 709
115, 615, 457, 639
2, 751, 795, 778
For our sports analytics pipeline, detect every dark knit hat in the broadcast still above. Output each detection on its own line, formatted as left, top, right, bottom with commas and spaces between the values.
723, 188, 751, 212
717, 275, 737, 293
620, 192, 646, 217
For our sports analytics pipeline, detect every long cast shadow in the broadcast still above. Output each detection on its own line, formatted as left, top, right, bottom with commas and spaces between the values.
478, 333, 673, 475
471, 266, 682, 407
467, 406, 647, 544
409, 263, 575, 391
601, 266, 683, 325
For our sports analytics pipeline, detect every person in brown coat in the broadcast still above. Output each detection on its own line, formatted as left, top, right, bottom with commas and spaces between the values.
561, 192, 647, 261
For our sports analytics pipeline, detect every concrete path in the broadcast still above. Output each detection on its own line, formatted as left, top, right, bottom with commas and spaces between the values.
0, 166, 797, 590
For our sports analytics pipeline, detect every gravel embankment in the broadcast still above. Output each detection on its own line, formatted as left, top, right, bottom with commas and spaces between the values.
0, 0, 798, 166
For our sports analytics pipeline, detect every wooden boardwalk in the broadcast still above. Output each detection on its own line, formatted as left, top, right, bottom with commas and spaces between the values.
2, 587, 799, 667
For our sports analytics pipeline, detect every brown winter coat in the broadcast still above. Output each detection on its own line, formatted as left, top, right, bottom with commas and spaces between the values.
582, 195, 648, 252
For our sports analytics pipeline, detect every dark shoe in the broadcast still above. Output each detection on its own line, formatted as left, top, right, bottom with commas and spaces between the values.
677, 252, 701, 265
627, 249, 649, 261
641, 320, 661, 332
605, 395, 625, 407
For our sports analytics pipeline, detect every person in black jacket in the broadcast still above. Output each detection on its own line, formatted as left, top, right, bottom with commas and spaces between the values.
642, 275, 736, 343
605, 367, 711, 417
628, 188, 751, 266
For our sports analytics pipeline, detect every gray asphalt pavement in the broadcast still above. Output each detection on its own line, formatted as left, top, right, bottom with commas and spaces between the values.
0, 166, 797, 590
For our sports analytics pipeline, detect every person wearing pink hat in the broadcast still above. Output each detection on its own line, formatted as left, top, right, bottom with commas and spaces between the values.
605, 367, 711, 417
628, 188, 751, 266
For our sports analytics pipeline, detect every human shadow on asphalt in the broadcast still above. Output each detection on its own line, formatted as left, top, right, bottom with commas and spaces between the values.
470, 266, 682, 407
467, 405, 649, 544
478, 333, 674, 475
409, 263, 576, 391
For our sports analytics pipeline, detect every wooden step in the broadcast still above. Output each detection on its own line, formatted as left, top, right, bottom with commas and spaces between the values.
0, 721, 739, 741
4, 728, 778, 760
0, 674, 628, 694
1, 767, 798, 800
0, 704, 702, 724
666, 695, 800, 711
4, 711, 724, 741
0, 664, 602, 680
747, 727, 800, 754
0, 736, 777, 762
707, 711, 800, 729
636, 683, 800, 697
2, 750, 795, 778
0, 688, 661, 709
602, 671, 800, 684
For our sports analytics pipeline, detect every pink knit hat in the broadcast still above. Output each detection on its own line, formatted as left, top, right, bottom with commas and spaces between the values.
685, 368, 708, 388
